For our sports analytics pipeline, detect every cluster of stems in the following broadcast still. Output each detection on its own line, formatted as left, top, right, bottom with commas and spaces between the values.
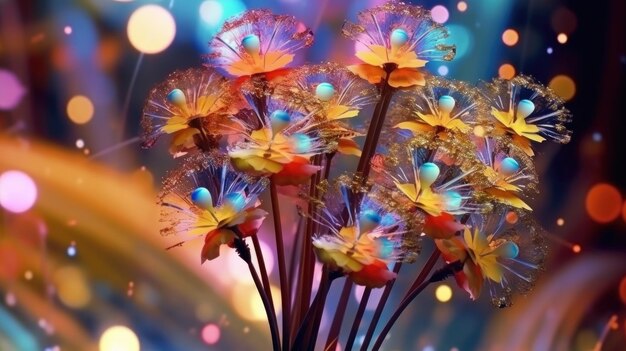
232, 72, 460, 351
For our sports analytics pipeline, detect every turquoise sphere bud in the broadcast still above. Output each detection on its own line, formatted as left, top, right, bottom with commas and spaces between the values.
270, 110, 291, 135
445, 191, 463, 210
390, 28, 409, 48
315, 82, 335, 102
378, 238, 394, 258
242, 34, 261, 54
494, 241, 519, 259
191, 187, 213, 210
419, 162, 440, 188
359, 209, 382, 234
291, 133, 312, 153
516, 99, 535, 118
499, 157, 520, 176
167, 89, 186, 107
438, 95, 456, 114
224, 192, 246, 212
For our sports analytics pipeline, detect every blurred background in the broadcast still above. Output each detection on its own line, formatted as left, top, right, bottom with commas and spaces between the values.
1, 0, 625, 350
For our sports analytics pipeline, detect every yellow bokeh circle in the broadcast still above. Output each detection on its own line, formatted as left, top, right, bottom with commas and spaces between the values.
67, 95, 94, 124
127, 5, 176, 54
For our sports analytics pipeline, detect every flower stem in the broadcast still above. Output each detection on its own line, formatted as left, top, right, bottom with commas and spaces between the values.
359, 262, 403, 351
252, 235, 275, 309
292, 267, 338, 350
234, 238, 281, 351
356, 68, 395, 179
324, 279, 353, 350
371, 260, 464, 351
344, 287, 371, 351
269, 178, 291, 351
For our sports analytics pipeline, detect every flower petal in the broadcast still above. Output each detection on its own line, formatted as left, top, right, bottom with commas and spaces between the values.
347, 64, 386, 84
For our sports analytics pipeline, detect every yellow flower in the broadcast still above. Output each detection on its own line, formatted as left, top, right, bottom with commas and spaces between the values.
343, 2, 455, 88
142, 68, 238, 157
482, 75, 572, 156
159, 157, 268, 262
228, 108, 324, 185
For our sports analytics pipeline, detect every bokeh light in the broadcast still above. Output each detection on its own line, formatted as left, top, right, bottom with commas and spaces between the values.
66, 95, 94, 124
201, 323, 221, 345
585, 183, 622, 223
549, 75, 576, 101
0, 170, 38, 213
618, 276, 626, 305
231, 283, 281, 321
437, 65, 449, 76
572, 244, 581, 254
127, 5, 176, 54
0, 69, 26, 110
505, 211, 518, 224
430, 5, 449, 24
445, 24, 472, 59
557, 33, 568, 44
435, 284, 452, 302
551, 7, 577, 34
64, 26, 72, 35
556, 218, 565, 226
200, 1, 223, 25
502, 29, 519, 46
457, 1, 467, 12
498, 63, 516, 79
99, 326, 140, 351
54, 266, 91, 308
547, 47, 553, 54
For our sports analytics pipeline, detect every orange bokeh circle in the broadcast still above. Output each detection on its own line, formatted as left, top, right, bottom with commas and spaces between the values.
585, 183, 622, 223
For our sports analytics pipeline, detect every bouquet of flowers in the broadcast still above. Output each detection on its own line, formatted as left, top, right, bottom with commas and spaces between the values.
141, 2, 572, 350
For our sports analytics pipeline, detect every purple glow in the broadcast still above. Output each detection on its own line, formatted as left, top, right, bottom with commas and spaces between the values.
0, 170, 38, 213
0, 70, 26, 110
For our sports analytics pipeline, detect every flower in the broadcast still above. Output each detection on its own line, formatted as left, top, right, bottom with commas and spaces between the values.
311, 182, 416, 288
228, 98, 327, 185
473, 137, 537, 210
343, 1, 455, 88
205, 9, 313, 80
481, 75, 572, 156
435, 210, 547, 307
395, 78, 485, 138
141, 67, 239, 157
378, 142, 484, 238
275, 62, 378, 156
158, 155, 268, 263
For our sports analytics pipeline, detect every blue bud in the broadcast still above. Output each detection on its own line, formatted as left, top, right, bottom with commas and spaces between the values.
167, 89, 186, 107
242, 34, 261, 54
390, 28, 409, 48
516, 99, 535, 118
499, 157, 520, 176
191, 187, 213, 210
438, 95, 456, 113
419, 162, 440, 187
315, 82, 335, 101
270, 110, 291, 135
359, 209, 382, 234
291, 133, 312, 153
224, 192, 246, 212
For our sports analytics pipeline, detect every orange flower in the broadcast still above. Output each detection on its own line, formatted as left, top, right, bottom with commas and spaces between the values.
206, 10, 313, 80
343, 2, 455, 88
142, 68, 239, 157
159, 156, 268, 263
